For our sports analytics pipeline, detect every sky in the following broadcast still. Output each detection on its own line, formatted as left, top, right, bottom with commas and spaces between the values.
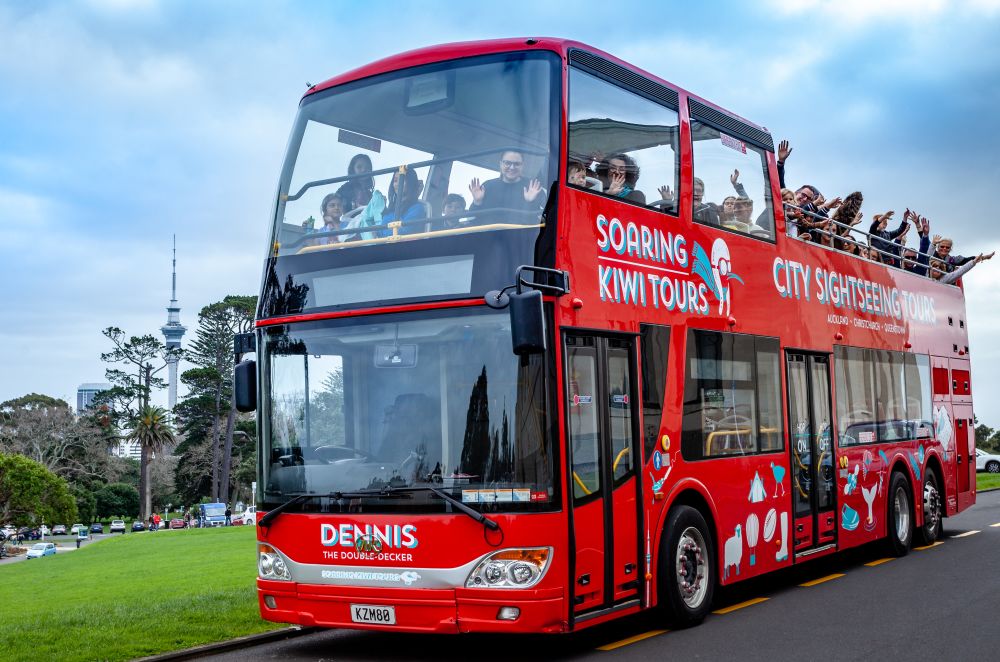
1, 0, 1000, 422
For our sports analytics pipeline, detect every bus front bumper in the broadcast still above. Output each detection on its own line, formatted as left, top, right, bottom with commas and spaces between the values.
257, 580, 566, 633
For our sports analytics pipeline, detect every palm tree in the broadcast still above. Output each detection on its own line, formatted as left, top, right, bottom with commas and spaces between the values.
127, 405, 176, 519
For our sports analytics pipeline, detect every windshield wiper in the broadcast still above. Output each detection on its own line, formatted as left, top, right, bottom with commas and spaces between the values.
258, 488, 413, 528
385, 485, 500, 531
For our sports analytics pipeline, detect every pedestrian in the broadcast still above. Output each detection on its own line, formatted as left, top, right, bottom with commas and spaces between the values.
225, 506, 232, 526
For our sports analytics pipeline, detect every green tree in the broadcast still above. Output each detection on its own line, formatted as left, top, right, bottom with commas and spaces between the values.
98, 327, 180, 518
126, 406, 177, 518
172, 367, 220, 502
185, 295, 256, 504
0, 453, 77, 526
0, 393, 70, 410
72, 485, 97, 524
0, 394, 113, 483
95, 482, 140, 518
975, 415, 998, 452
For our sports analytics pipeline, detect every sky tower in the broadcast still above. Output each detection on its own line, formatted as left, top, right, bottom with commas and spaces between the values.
160, 235, 186, 410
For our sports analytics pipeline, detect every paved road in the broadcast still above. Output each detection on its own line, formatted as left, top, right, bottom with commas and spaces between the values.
204, 490, 1000, 661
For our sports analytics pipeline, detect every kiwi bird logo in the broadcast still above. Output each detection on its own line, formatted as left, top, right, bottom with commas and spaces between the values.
691, 239, 744, 316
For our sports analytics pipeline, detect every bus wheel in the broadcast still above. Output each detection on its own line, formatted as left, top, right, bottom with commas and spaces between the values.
885, 472, 913, 557
917, 469, 942, 546
659, 505, 715, 627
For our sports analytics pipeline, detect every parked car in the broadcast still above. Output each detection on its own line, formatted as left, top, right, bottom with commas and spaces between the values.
109, 520, 126, 534
52, 524, 66, 535
1, 525, 15, 537
976, 448, 1000, 473
26, 542, 56, 559
169, 518, 186, 530
242, 506, 256, 526
39, 525, 50, 536
90, 523, 103, 534
69, 524, 85, 536
17, 527, 41, 541
131, 521, 145, 532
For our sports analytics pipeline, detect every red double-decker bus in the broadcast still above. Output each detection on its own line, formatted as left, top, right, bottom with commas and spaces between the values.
234, 38, 976, 633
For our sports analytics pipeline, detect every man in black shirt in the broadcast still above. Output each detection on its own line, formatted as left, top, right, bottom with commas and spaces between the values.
468, 150, 544, 223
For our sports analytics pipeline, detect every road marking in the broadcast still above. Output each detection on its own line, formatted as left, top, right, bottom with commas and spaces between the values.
990, 523, 1000, 528
799, 573, 845, 587
597, 629, 668, 651
713, 597, 769, 614
864, 558, 894, 567
914, 540, 944, 551
949, 530, 980, 538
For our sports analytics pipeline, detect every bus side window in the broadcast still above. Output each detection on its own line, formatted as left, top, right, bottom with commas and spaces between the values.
681, 329, 782, 461
904, 354, 933, 438
567, 67, 679, 215
835, 346, 876, 446
689, 118, 775, 240
639, 324, 670, 461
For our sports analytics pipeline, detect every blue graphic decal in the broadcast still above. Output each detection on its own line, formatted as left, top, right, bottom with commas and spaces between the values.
770, 462, 786, 497
841, 504, 860, 531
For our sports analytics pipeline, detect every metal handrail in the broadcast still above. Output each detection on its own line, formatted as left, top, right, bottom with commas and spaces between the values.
782, 203, 949, 278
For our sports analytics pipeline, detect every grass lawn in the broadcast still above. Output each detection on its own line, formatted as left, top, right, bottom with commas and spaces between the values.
977, 472, 1000, 491
0, 526, 282, 661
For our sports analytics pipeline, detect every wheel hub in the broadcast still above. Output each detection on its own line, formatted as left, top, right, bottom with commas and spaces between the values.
675, 527, 708, 608
923, 481, 940, 531
894, 487, 910, 542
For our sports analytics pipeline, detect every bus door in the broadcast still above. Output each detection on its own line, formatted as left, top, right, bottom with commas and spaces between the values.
953, 406, 975, 510
564, 333, 641, 615
786, 352, 837, 553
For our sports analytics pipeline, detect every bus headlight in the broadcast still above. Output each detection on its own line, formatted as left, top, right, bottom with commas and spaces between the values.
465, 548, 551, 589
258, 544, 291, 581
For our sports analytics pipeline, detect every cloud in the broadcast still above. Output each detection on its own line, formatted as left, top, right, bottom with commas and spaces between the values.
1, 2, 1000, 428
0, 187, 59, 241
767, 0, 948, 24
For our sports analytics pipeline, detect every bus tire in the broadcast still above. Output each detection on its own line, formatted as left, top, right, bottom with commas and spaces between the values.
658, 505, 715, 627
916, 468, 943, 546
885, 472, 913, 557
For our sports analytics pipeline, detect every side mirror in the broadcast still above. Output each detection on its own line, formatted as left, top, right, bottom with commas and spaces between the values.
509, 289, 545, 355
234, 360, 257, 412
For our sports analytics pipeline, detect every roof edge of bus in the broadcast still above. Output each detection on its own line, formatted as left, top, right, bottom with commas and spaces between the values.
303, 37, 769, 137
305, 37, 570, 98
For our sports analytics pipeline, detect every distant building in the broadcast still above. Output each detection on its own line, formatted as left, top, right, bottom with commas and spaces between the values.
76, 383, 111, 413
113, 439, 142, 461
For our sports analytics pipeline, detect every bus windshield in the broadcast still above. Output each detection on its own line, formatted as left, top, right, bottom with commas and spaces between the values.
261, 308, 555, 514
271, 51, 559, 257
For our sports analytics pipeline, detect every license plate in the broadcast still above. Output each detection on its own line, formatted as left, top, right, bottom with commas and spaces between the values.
350, 604, 396, 625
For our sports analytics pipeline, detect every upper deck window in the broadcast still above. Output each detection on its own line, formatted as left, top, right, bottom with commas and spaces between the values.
690, 120, 775, 241
567, 67, 679, 215
271, 52, 559, 257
